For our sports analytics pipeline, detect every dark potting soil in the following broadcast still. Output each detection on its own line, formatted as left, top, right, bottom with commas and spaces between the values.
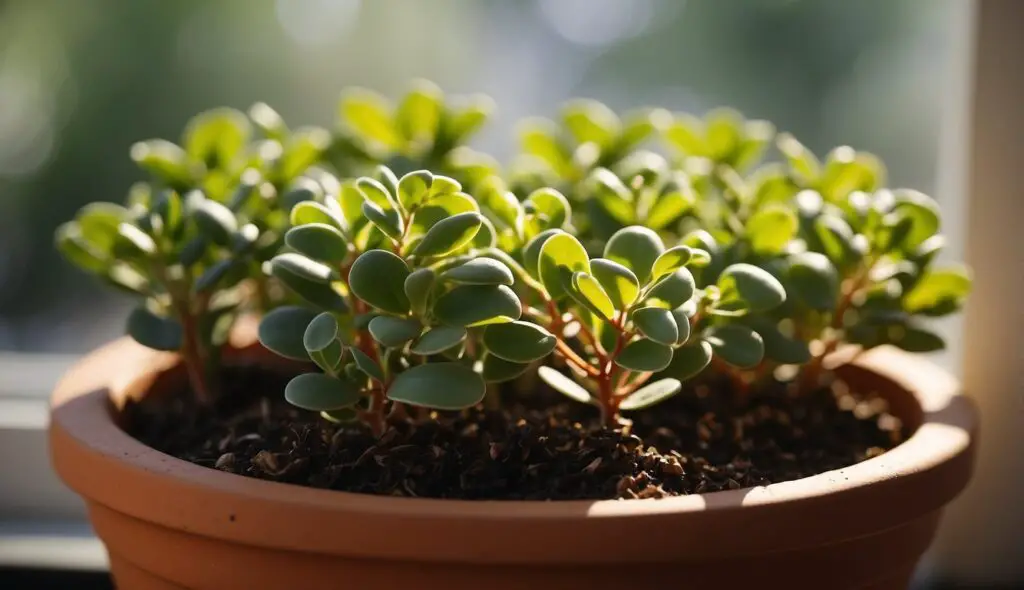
125, 365, 905, 501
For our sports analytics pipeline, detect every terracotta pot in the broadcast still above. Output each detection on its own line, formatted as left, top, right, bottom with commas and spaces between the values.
49, 335, 976, 590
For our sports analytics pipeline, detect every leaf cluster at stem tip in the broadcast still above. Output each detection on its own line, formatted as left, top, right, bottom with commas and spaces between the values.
55, 79, 973, 430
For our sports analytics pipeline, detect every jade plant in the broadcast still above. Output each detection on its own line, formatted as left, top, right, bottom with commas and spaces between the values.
55, 81, 972, 436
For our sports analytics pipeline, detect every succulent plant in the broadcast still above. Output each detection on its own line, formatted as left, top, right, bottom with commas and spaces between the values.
56, 80, 972, 434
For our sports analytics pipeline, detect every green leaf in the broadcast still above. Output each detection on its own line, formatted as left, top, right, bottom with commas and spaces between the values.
130, 139, 197, 187
290, 201, 346, 232
814, 215, 857, 266
645, 268, 696, 309
537, 366, 590, 404
604, 226, 664, 284
481, 354, 532, 383
339, 88, 400, 150
787, 252, 839, 311
413, 212, 484, 257
404, 268, 436, 316
269, 254, 347, 311
368, 316, 422, 348
717, 264, 786, 313
630, 307, 679, 346
650, 246, 693, 281
397, 170, 433, 209
285, 223, 348, 263
903, 267, 972, 315
409, 192, 478, 237
183, 108, 250, 167
777, 132, 820, 183
55, 223, 109, 273
588, 168, 634, 225
524, 187, 571, 229
270, 253, 336, 283
386, 362, 486, 410
303, 312, 338, 352
309, 339, 345, 375
126, 306, 182, 352
350, 348, 384, 382
361, 200, 404, 241
619, 378, 682, 411
445, 94, 494, 142
890, 325, 946, 353
746, 205, 798, 255
890, 189, 940, 251
522, 229, 561, 279
562, 98, 620, 149
396, 81, 442, 144
590, 258, 639, 310
704, 324, 764, 368
669, 306, 692, 346
615, 338, 673, 372
77, 205, 127, 249
258, 306, 317, 361
193, 259, 239, 294
191, 198, 238, 246
410, 326, 467, 355
427, 174, 462, 198
441, 258, 514, 286
434, 285, 521, 327
349, 250, 411, 315
571, 272, 616, 320
482, 321, 556, 363
538, 232, 590, 300
664, 341, 713, 380
646, 175, 695, 230
285, 373, 361, 412
747, 318, 811, 365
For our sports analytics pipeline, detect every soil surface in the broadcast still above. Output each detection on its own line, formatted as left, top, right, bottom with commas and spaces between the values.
126, 365, 905, 500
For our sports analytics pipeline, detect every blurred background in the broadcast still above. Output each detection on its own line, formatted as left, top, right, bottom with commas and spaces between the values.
6, 1, 1016, 588
0, 0, 960, 354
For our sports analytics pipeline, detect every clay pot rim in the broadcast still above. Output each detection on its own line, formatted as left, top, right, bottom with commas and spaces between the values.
49, 338, 976, 562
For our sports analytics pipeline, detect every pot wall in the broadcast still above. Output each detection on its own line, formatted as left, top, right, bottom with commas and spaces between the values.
49, 339, 976, 590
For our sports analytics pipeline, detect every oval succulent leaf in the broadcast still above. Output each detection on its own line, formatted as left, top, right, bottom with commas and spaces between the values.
746, 205, 798, 255
645, 268, 697, 309
361, 200, 404, 241
619, 378, 682, 411
433, 284, 521, 327
285, 223, 348, 263
523, 229, 562, 279
386, 362, 486, 410
571, 272, 615, 320
481, 354, 532, 383
291, 201, 345, 232
538, 232, 590, 300
270, 253, 337, 283
413, 212, 484, 257
259, 306, 318, 361
651, 246, 693, 281
604, 226, 664, 284
590, 258, 639, 310
615, 338, 673, 372
903, 267, 972, 315
285, 373, 361, 412
537, 366, 591, 404
192, 198, 238, 246
350, 347, 384, 382
440, 258, 514, 286
665, 340, 713, 380
669, 306, 692, 346
368, 315, 422, 348
404, 268, 436, 316
269, 258, 348, 312
126, 306, 183, 352
410, 326, 467, 355
630, 307, 679, 346
788, 252, 839, 311
482, 321, 557, 363
349, 249, 411, 315
303, 312, 339, 352
703, 324, 765, 368
524, 187, 571, 229
397, 170, 433, 209
717, 263, 786, 313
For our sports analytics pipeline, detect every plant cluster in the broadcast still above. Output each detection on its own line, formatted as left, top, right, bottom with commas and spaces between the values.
56, 80, 971, 432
